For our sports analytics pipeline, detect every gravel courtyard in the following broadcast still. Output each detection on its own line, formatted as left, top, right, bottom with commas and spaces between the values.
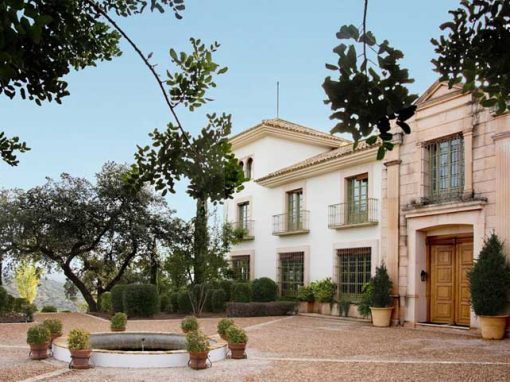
1, 312, 509, 382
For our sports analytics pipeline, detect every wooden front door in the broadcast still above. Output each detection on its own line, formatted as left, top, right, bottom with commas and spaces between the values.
429, 238, 473, 326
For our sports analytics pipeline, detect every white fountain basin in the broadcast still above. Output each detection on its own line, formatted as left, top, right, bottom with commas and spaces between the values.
53, 332, 227, 368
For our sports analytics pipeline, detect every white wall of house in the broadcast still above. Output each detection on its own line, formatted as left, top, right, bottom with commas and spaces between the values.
226, 134, 383, 289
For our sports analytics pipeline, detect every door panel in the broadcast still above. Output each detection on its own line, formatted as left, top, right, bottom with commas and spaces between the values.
456, 242, 473, 326
430, 245, 455, 324
429, 239, 473, 326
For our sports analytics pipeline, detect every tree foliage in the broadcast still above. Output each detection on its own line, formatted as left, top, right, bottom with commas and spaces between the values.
324, 0, 510, 158
0, 0, 184, 166
0, 162, 176, 311
323, 23, 418, 159
468, 233, 510, 316
14, 260, 42, 304
432, 0, 510, 114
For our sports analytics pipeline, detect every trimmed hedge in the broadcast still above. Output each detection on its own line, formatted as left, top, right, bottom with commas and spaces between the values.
41, 305, 57, 313
219, 280, 234, 301
251, 277, 278, 302
99, 292, 112, 313
231, 282, 252, 303
0, 287, 7, 312
226, 301, 298, 317
177, 291, 193, 314
170, 292, 180, 313
111, 285, 126, 313
210, 289, 227, 312
160, 293, 171, 313
123, 284, 160, 317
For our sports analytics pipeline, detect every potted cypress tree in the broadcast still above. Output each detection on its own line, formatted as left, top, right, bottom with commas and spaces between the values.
217, 318, 235, 341
468, 233, 510, 340
185, 330, 210, 369
110, 312, 127, 332
68, 328, 92, 369
369, 264, 393, 327
27, 324, 51, 360
225, 325, 248, 359
42, 319, 63, 345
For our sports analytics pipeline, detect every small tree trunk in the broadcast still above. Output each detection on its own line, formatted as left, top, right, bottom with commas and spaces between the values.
61, 265, 98, 312
193, 197, 209, 285
0, 255, 3, 286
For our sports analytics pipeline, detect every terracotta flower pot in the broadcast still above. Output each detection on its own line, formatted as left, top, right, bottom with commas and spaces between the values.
70, 349, 92, 369
370, 307, 393, 327
228, 343, 247, 359
111, 327, 126, 332
188, 351, 209, 369
307, 301, 314, 313
29, 343, 49, 360
479, 315, 508, 340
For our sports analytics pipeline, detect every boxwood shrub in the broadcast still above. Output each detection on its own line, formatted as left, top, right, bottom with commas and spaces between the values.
41, 305, 57, 313
160, 293, 171, 313
99, 292, 112, 313
123, 284, 160, 317
251, 277, 278, 302
111, 284, 126, 313
170, 291, 180, 313
226, 301, 298, 317
177, 291, 193, 314
231, 282, 252, 303
210, 289, 227, 312
219, 280, 234, 301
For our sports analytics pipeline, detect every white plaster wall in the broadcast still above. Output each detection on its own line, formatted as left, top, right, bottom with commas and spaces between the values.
226, 152, 383, 284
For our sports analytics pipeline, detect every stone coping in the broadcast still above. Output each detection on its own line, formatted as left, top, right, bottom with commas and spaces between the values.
53, 331, 226, 355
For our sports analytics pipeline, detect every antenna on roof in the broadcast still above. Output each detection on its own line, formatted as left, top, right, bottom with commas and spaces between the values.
276, 81, 280, 119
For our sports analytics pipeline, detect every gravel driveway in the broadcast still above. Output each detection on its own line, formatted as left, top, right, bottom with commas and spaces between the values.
1, 313, 509, 381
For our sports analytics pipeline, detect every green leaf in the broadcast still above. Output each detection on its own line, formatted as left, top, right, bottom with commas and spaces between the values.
376, 146, 386, 160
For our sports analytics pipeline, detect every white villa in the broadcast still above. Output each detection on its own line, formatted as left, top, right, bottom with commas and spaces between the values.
225, 81, 510, 329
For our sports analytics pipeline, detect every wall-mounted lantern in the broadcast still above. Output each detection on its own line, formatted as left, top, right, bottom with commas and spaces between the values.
420, 270, 428, 282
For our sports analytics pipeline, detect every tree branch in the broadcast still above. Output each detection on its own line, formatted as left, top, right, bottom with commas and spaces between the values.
83, 0, 192, 149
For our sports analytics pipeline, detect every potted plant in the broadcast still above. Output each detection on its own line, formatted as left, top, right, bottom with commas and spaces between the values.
27, 324, 51, 360
42, 318, 63, 344
110, 312, 127, 332
217, 318, 235, 340
185, 330, 210, 369
225, 325, 248, 359
68, 328, 92, 369
468, 233, 510, 340
311, 278, 337, 315
297, 285, 315, 313
181, 316, 199, 333
339, 298, 351, 318
358, 282, 374, 319
369, 264, 393, 327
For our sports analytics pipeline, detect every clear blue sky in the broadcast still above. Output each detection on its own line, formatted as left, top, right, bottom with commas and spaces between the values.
0, 0, 459, 220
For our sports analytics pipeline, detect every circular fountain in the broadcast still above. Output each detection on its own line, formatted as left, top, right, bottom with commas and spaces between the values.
53, 332, 227, 368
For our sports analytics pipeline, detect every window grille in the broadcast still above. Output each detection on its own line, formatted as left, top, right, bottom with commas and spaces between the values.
426, 134, 464, 203
231, 255, 250, 281
278, 252, 304, 297
337, 247, 371, 301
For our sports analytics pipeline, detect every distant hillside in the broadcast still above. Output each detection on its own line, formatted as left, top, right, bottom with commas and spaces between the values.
3, 277, 85, 312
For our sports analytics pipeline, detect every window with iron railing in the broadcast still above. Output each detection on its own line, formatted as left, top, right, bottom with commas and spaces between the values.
427, 134, 464, 203
279, 252, 304, 297
337, 247, 371, 301
347, 174, 369, 224
231, 255, 250, 281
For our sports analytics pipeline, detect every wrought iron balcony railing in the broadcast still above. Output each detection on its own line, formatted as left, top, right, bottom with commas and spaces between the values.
230, 220, 255, 240
328, 198, 378, 229
272, 210, 310, 235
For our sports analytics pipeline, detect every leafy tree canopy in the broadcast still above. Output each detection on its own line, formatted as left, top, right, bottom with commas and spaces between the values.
432, 0, 510, 114
0, 162, 177, 311
0, 0, 184, 165
324, 0, 510, 158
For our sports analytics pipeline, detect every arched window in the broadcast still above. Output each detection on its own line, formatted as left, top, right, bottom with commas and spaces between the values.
246, 158, 253, 180
239, 160, 244, 174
